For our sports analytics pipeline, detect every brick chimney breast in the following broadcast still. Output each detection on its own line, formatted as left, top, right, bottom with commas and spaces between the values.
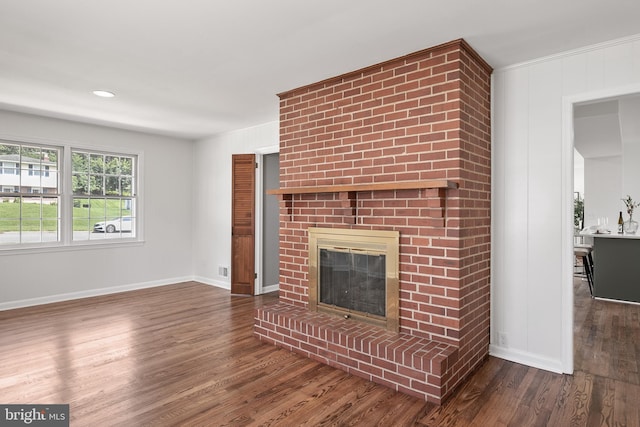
255, 39, 491, 404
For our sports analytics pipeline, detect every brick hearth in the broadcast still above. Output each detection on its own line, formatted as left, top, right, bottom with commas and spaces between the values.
254, 39, 492, 403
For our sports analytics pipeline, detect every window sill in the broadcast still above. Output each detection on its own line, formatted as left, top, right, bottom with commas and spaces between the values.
0, 239, 145, 255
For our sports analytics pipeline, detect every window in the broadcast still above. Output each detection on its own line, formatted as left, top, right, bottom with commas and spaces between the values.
0, 162, 19, 175
27, 165, 50, 177
71, 150, 137, 241
0, 142, 60, 244
0, 140, 139, 247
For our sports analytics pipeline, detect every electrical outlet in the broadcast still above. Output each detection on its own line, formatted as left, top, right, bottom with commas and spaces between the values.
498, 333, 508, 346
218, 266, 229, 278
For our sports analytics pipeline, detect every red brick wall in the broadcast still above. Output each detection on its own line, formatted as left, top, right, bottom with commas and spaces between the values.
275, 39, 491, 397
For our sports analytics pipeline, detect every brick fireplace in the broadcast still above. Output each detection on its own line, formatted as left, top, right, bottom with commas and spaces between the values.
254, 39, 492, 403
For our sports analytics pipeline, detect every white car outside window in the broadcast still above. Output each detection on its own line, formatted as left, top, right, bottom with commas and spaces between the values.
93, 217, 132, 233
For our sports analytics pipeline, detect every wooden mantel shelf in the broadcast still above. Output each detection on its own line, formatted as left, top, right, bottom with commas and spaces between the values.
267, 179, 458, 196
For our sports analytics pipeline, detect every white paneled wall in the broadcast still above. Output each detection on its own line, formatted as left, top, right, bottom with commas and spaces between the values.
492, 34, 640, 372
191, 122, 278, 289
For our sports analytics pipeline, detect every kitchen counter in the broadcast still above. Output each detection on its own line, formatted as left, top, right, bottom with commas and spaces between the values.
580, 230, 640, 303
583, 231, 640, 239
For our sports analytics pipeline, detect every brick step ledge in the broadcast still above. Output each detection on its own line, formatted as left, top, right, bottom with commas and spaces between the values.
254, 302, 459, 403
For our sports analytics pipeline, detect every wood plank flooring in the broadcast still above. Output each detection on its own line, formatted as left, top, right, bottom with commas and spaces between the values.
1, 279, 639, 426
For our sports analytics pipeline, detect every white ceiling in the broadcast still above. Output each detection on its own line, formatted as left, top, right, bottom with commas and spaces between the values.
1, 0, 639, 140
574, 100, 622, 159
574, 94, 640, 159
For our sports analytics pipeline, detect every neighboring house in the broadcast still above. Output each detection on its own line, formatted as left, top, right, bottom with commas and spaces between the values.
0, 154, 58, 196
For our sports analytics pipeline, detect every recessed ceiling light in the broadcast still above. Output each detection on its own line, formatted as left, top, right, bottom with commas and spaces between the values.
93, 90, 115, 98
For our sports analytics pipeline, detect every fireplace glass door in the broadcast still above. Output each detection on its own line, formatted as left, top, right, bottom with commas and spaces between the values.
319, 249, 386, 317
308, 227, 399, 331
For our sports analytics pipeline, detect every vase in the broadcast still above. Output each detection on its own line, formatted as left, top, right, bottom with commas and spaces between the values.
624, 213, 639, 234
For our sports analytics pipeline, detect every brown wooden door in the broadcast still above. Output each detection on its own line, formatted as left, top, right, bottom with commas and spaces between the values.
231, 154, 255, 295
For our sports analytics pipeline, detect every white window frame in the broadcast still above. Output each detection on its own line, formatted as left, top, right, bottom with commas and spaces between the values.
69, 148, 138, 243
0, 137, 144, 253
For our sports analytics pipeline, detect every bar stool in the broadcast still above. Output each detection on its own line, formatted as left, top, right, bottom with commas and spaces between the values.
574, 244, 594, 296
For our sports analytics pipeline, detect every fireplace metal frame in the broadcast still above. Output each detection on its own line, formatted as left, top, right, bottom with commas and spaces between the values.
308, 227, 399, 332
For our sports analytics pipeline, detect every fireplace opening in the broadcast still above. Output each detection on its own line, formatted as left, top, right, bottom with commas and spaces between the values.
308, 228, 399, 331
320, 249, 386, 317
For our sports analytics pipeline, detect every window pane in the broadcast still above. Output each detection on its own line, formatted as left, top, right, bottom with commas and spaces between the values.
121, 177, 133, 196
105, 199, 122, 217
42, 232, 58, 242
105, 156, 120, 174
90, 214, 134, 237
0, 196, 19, 219
70, 150, 138, 243
73, 199, 90, 223
73, 218, 92, 241
0, 219, 19, 244
0, 196, 19, 244
42, 148, 57, 164
16, 197, 59, 243
121, 157, 133, 176
0, 143, 20, 155
42, 201, 59, 243
72, 195, 91, 242
44, 170, 58, 193
72, 196, 136, 239
72, 152, 89, 173
120, 198, 134, 214
105, 176, 120, 196
1, 142, 60, 246
22, 147, 41, 162
90, 175, 105, 195
90, 154, 104, 174
0, 144, 20, 194
0, 143, 20, 179
73, 173, 89, 195
89, 199, 106, 220
21, 197, 41, 221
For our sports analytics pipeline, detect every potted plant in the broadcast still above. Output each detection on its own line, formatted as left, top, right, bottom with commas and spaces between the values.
622, 195, 640, 234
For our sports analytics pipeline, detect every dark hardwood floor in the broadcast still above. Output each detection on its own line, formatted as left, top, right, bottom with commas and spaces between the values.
1, 278, 639, 426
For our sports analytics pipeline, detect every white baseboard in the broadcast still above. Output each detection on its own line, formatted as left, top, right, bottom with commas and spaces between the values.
489, 344, 564, 374
260, 284, 279, 294
193, 276, 278, 294
193, 276, 230, 290
1, 275, 270, 311
1, 276, 194, 311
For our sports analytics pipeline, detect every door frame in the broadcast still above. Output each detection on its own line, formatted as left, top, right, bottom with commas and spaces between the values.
561, 82, 640, 374
254, 145, 280, 295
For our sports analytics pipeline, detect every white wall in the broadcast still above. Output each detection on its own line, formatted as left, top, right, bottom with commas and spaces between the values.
492, 34, 640, 372
584, 155, 622, 228
573, 149, 584, 198
192, 121, 278, 288
0, 110, 194, 308
620, 97, 640, 199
